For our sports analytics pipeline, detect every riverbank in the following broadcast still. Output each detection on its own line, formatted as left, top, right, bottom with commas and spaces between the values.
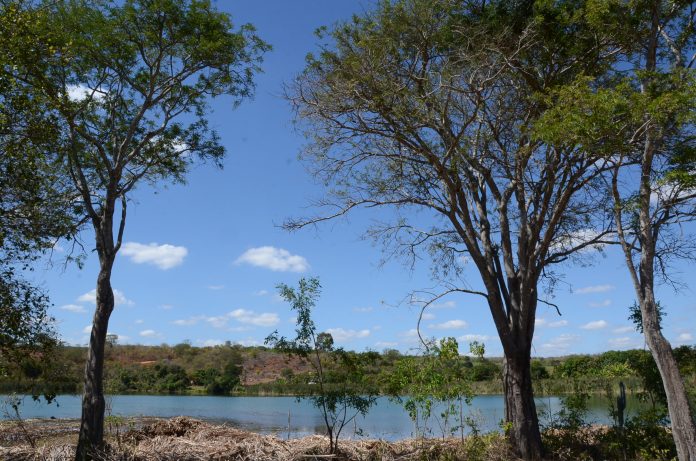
1, 415, 678, 460
1, 416, 517, 460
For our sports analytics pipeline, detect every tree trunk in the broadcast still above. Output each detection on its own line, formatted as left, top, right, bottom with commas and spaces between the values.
641, 295, 696, 461
75, 263, 115, 461
503, 351, 543, 461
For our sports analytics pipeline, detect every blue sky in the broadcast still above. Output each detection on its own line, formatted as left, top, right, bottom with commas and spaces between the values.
34, 0, 695, 357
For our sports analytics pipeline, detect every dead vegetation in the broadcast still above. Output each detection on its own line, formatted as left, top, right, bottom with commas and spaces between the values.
0, 416, 518, 461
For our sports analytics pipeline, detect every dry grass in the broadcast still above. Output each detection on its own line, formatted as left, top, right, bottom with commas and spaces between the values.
0, 416, 518, 461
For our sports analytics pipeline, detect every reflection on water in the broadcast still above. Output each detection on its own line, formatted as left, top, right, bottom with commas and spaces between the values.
0, 394, 647, 441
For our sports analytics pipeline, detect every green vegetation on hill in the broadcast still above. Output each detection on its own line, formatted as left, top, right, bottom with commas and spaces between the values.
1, 341, 695, 405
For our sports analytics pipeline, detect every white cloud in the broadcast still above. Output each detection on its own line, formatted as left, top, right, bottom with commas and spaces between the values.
82, 325, 92, 334
204, 315, 228, 328
651, 180, 695, 206
540, 334, 580, 353
173, 309, 280, 329
536, 318, 568, 328
353, 307, 374, 313
66, 84, 105, 102
677, 333, 694, 343
429, 319, 468, 330
121, 242, 188, 270
60, 304, 87, 313
172, 318, 198, 326
589, 299, 612, 308
160, 304, 174, 310
608, 337, 637, 348
421, 312, 436, 320
77, 289, 134, 307
134, 319, 144, 324
613, 326, 635, 334
459, 334, 491, 342
139, 329, 159, 338
551, 228, 607, 253
199, 339, 224, 347
575, 284, 615, 294
208, 285, 225, 290
228, 309, 279, 327
375, 341, 398, 348
254, 290, 269, 296
432, 300, 456, 309
581, 320, 608, 330
200, 338, 261, 347
235, 246, 309, 272
325, 328, 371, 342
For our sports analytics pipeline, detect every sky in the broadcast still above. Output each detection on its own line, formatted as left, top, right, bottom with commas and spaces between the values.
33, 0, 695, 358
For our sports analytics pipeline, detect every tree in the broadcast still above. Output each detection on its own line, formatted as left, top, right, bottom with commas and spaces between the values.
265, 278, 377, 454
1, 1, 269, 458
536, 1, 696, 457
386, 337, 472, 440
286, 1, 614, 458
316, 332, 334, 351
608, 2, 696, 455
0, 0, 79, 400
0, 275, 58, 401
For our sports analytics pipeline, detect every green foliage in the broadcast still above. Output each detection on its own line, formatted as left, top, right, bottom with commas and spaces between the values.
0, 274, 64, 404
554, 355, 599, 379
386, 337, 472, 439
601, 409, 677, 461
265, 277, 377, 453
470, 359, 499, 382
557, 382, 591, 429
0, 2, 82, 399
469, 341, 485, 360
628, 301, 665, 334
108, 363, 189, 394
543, 402, 677, 461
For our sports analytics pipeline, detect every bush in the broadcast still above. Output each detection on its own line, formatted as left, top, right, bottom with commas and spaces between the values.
600, 408, 676, 461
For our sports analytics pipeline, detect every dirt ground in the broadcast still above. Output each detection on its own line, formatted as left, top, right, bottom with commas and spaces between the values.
0, 416, 517, 460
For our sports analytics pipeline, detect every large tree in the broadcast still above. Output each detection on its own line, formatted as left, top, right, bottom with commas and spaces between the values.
1, 1, 268, 458
541, 1, 696, 458
287, 1, 614, 458
610, 3, 696, 457
0, 0, 77, 386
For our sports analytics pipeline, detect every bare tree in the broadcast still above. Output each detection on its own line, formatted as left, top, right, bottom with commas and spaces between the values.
3, 1, 268, 459
607, 2, 696, 458
285, 2, 614, 458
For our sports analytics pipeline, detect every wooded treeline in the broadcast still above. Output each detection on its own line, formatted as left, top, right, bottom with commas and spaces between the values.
2, 342, 695, 399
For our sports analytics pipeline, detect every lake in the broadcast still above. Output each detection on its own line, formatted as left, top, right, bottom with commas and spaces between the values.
0, 394, 644, 440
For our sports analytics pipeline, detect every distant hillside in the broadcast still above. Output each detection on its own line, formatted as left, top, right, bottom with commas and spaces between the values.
1, 342, 694, 400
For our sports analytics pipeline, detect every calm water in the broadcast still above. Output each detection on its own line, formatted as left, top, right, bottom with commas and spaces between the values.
0, 394, 645, 440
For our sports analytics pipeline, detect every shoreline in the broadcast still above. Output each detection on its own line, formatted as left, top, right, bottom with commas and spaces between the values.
0, 416, 518, 461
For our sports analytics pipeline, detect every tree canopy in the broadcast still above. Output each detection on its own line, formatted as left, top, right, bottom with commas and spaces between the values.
1, 1, 269, 458
286, 1, 621, 457
0, 0, 80, 390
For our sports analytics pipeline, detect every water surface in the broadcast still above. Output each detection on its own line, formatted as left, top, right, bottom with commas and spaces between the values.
1, 394, 645, 441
